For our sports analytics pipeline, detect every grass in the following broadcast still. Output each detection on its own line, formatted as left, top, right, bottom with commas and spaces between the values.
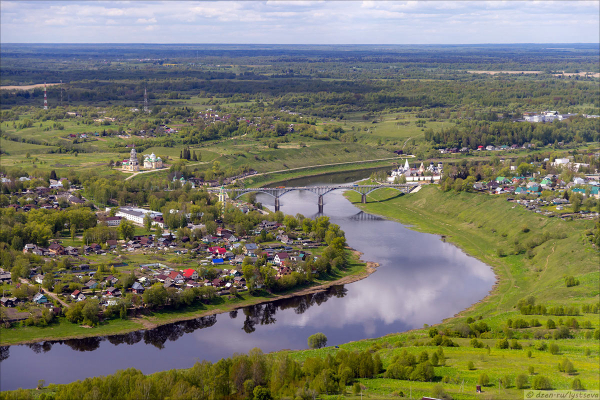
216, 142, 395, 174
0, 317, 145, 345
0, 150, 129, 177
0, 138, 57, 155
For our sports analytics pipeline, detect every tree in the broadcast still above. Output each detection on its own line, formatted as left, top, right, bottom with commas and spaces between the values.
283, 215, 298, 231
516, 374, 528, 389
117, 219, 135, 240
253, 386, 272, 400
478, 373, 489, 386
572, 378, 584, 390
42, 273, 54, 291
144, 213, 153, 233
571, 194, 581, 213
307, 332, 328, 349
532, 376, 551, 390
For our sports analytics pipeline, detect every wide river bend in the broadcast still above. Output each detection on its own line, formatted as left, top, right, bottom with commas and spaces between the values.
0, 171, 495, 391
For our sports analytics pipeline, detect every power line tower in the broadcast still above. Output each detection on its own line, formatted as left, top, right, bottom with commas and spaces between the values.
60, 80, 63, 105
43, 82, 48, 110
143, 87, 149, 113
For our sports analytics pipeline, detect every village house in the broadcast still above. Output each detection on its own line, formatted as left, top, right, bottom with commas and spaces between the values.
274, 252, 290, 266
1, 297, 17, 307
33, 293, 48, 304
106, 287, 121, 297
48, 242, 65, 256
0, 272, 12, 283
132, 282, 145, 294
102, 216, 122, 226
182, 268, 199, 280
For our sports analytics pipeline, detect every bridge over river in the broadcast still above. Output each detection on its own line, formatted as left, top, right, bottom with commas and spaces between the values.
208, 184, 416, 212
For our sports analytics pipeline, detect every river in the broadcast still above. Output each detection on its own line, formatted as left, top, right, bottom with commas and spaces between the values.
0, 171, 496, 391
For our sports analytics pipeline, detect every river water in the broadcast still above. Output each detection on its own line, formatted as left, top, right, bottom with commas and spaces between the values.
0, 171, 495, 391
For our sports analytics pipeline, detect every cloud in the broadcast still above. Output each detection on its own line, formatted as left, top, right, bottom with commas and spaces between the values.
44, 17, 68, 26
1, 0, 598, 44
137, 17, 157, 24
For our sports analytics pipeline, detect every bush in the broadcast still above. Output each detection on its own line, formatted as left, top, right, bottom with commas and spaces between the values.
431, 384, 452, 400
467, 361, 475, 370
564, 276, 580, 287
572, 378, 584, 390
495, 338, 509, 349
516, 374, 528, 389
470, 338, 484, 348
510, 339, 522, 350
307, 332, 328, 349
500, 375, 512, 389
535, 342, 548, 351
553, 326, 570, 339
549, 343, 560, 355
478, 373, 490, 386
532, 376, 551, 390
558, 358, 576, 374
528, 366, 535, 375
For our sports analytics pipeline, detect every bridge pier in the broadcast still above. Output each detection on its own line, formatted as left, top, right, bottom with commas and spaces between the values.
274, 197, 280, 212
361, 193, 367, 204
318, 195, 324, 214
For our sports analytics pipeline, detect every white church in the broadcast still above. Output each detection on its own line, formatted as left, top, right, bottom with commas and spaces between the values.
388, 159, 443, 182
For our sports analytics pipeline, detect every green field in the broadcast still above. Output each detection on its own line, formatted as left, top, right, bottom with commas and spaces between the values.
0, 138, 57, 155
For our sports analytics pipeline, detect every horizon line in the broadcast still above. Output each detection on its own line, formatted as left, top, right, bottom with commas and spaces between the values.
2, 42, 600, 46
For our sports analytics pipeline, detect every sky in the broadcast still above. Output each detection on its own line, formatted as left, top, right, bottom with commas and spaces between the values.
1, 1, 599, 44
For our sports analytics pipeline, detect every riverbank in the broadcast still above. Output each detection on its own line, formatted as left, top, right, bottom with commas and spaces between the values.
0, 250, 375, 346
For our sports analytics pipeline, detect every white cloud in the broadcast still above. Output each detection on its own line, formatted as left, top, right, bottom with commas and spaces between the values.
1, 0, 598, 44
137, 17, 157, 24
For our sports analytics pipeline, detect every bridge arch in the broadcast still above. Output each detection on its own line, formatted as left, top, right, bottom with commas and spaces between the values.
232, 189, 277, 200
365, 186, 408, 195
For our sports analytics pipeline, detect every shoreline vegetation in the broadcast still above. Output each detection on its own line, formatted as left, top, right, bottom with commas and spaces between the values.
0, 250, 376, 346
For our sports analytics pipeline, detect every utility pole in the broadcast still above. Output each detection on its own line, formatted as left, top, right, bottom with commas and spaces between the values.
60, 80, 63, 105
43, 82, 48, 110
143, 87, 149, 113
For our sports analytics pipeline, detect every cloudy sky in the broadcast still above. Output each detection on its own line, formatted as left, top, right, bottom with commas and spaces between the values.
1, 1, 598, 44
